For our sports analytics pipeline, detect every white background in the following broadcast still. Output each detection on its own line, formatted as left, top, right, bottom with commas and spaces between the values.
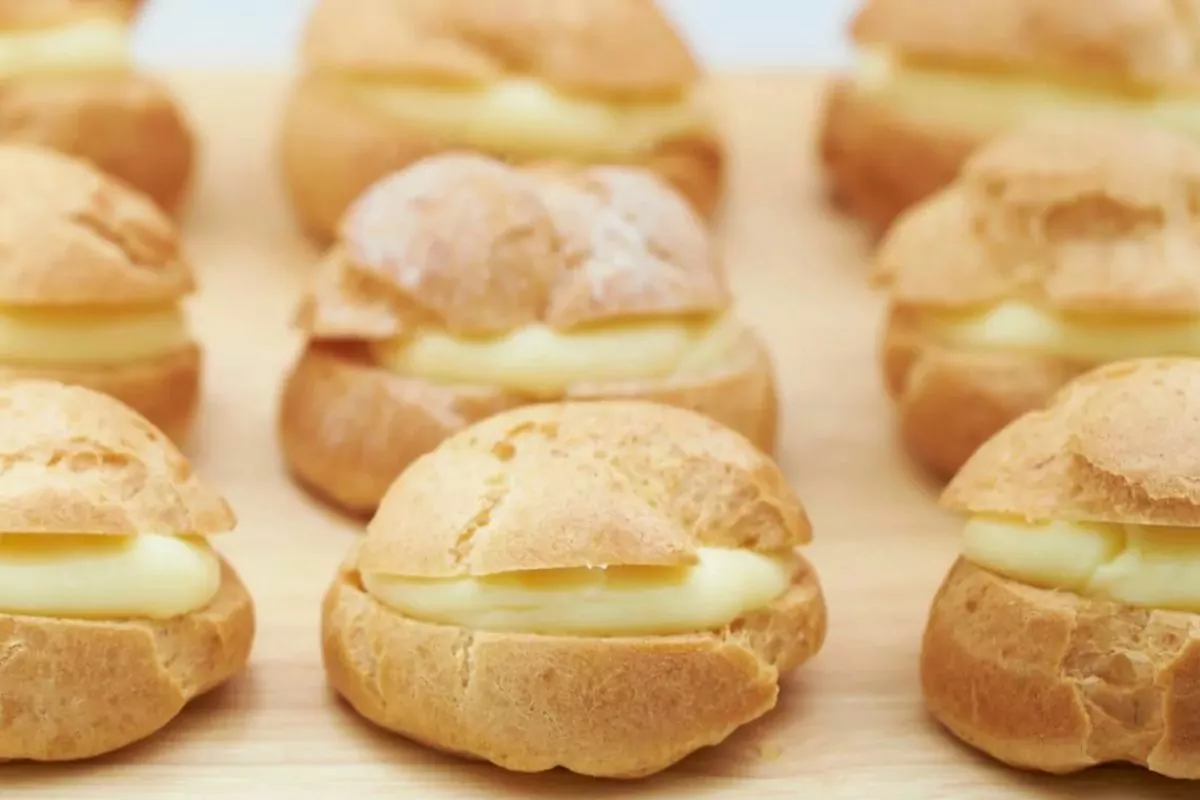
134, 0, 858, 69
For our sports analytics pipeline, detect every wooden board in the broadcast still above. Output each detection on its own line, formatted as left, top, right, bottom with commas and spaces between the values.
6, 72, 1194, 799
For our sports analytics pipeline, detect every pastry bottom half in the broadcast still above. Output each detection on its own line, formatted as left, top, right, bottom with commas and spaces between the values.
278, 80, 725, 244
882, 313, 1085, 480
923, 559, 1200, 779
818, 79, 979, 237
321, 548, 825, 778
279, 334, 777, 514
0, 558, 254, 762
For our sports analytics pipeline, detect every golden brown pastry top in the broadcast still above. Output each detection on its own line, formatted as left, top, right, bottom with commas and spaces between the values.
852, 0, 1200, 88
300, 0, 700, 98
0, 380, 234, 536
297, 153, 729, 339
359, 400, 809, 577
0, 145, 192, 307
878, 120, 1200, 313
0, 0, 142, 29
944, 358, 1200, 526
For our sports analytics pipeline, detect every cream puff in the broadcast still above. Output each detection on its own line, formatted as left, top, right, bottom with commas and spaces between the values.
278, 0, 722, 242
879, 119, 1200, 480
0, 379, 254, 761
279, 153, 776, 514
820, 0, 1200, 234
0, 0, 193, 214
922, 357, 1200, 779
0, 144, 201, 444
323, 400, 826, 778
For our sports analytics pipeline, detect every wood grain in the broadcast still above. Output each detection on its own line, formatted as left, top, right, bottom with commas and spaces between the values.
5, 72, 1194, 799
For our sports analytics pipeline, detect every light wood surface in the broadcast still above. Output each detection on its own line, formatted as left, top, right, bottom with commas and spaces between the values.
7, 73, 1194, 799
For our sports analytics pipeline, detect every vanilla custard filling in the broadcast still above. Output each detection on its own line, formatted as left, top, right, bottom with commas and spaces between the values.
0, 533, 220, 619
964, 516, 1200, 611
362, 547, 792, 636
336, 75, 710, 159
853, 50, 1200, 137
371, 313, 743, 395
920, 301, 1200, 362
0, 18, 130, 77
0, 305, 190, 366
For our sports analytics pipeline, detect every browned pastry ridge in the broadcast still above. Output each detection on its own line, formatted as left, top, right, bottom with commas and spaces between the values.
279, 153, 777, 514
923, 358, 1200, 779
877, 119, 1200, 480
322, 400, 826, 778
0, 380, 254, 762
0, 1, 193, 213
0, 144, 202, 444
818, 0, 1200, 234
278, 0, 723, 242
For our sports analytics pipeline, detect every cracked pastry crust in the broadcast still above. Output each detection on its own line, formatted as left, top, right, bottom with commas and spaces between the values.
0, 145, 201, 444
878, 120, 1200, 480
279, 154, 777, 514
278, 0, 722, 242
819, 0, 1200, 233
0, 379, 253, 761
923, 358, 1200, 778
321, 400, 826, 778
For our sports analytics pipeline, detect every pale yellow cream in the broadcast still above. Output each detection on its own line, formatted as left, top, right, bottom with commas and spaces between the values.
853, 50, 1200, 137
372, 314, 743, 396
363, 546, 792, 635
0, 533, 220, 619
0, 305, 190, 365
340, 76, 710, 159
0, 18, 130, 77
923, 301, 1200, 362
964, 516, 1200, 611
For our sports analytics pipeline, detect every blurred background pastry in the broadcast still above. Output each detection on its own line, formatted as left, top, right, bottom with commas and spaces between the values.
0, 145, 202, 444
924, 358, 1200, 779
278, 0, 723, 242
0, 380, 254, 761
0, 0, 194, 214
323, 400, 825, 777
820, 0, 1200, 234
879, 120, 1200, 480
279, 153, 775, 514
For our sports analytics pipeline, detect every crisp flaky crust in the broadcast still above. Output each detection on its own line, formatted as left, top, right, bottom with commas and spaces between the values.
943, 358, 1200, 525
0, 558, 255, 762
323, 549, 825, 777
279, 332, 776, 514
852, 0, 1200, 89
881, 308, 1087, 480
299, 152, 729, 336
0, 379, 233, 535
278, 79, 722, 243
0, 143, 192, 306
881, 120, 1200, 311
0, 74, 195, 217
818, 77, 979, 236
922, 558, 1200, 779
0, 344, 201, 447
361, 400, 804, 575
300, 0, 699, 97
323, 400, 823, 776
